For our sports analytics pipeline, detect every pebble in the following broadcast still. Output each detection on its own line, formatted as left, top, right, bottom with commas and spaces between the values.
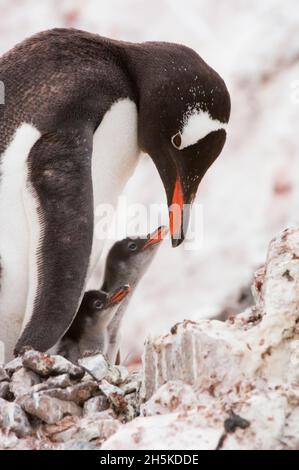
22, 350, 84, 379
0, 397, 32, 437
78, 353, 108, 381
19, 393, 82, 424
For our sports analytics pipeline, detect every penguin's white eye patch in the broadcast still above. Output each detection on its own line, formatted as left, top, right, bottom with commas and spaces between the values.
179, 110, 227, 150
171, 132, 182, 150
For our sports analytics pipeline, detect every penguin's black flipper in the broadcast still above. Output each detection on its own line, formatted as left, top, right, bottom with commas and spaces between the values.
15, 126, 94, 354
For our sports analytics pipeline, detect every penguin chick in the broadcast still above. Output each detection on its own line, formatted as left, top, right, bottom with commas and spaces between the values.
58, 286, 130, 363
102, 225, 168, 364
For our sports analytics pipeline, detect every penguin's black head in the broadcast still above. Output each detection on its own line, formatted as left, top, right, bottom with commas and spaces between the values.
79, 286, 131, 317
102, 226, 168, 291
137, 43, 231, 246
78, 290, 109, 317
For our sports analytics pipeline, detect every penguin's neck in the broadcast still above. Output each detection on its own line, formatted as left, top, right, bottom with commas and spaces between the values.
87, 98, 140, 279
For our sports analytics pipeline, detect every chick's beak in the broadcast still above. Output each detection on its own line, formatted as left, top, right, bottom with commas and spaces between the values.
108, 285, 131, 305
142, 225, 168, 250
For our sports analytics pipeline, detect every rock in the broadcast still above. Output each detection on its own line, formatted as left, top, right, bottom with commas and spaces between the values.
83, 395, 109, 416
120, 371, 142, 395
123, 227, 298, 448
100, 381, 126, 412
4, 357, 23, 375
29, 374, 76, 394
19, 393, 82, 424
105, 365, 129, 385
29, 383, 50, 393
0, 382, 9, 399
64, 441, 99, 450
252, 265, 266, 308
0, 367, 9, 382
1, 226, 299, 449
46, 411, 119, 444
10, 367, 40, 398
102, 408, 224, 450
0, 397, 31, 437
121, 381, 141, 395
141, 381, 198, 417
104, 366, 121, 385
123, 392, 140, 421
142, 319, 239, 401
103, 387, 294, 450
46, 374, 76, 389
21, 350, 55, 377
78, 353, 108, 381
0, 430, 42, 450
142, 229, 299, 401
228, 306, 262, 330
49, 355, 84, 379
42, 415, 79, 438
40, 380, 98, 405
0, 430, 21, 450
117, 366, 130, 383
22, 350, 84, 379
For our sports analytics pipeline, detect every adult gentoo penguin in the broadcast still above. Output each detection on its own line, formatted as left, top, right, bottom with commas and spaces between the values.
0, 28, 230, 361
58, 285, 131, 364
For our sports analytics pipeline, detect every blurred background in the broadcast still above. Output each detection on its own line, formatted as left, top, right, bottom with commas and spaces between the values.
1, 0, 299, 362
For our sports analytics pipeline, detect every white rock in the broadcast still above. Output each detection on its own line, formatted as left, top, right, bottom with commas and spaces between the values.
0, 367, 9, 382
0, 397, 31, 437
4, 357, 23, 375
100, 381, 126, 412
114, 227, 299, 449
102, 408, 224, 450
10, 367, 40, 398
104, 387, 296, 450
78, 353, 108, 381
141, 381, 198, 416
46, 374, 75, 389
142, 228, 299, 402
39, 380, 98, 405
83, 396, 109, 416
47, 411, 119, 444
0, 382, 9, 399
22, 350, 83, 379
19, 393, 82, 424
105, 365, 129, 385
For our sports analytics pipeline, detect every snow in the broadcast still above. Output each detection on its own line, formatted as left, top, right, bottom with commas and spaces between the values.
1, 0, 299, 362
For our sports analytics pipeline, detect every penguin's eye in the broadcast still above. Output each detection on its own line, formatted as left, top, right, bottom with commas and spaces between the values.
171, 132, 182, 150
93, 299, 104, 310
128, 241, 137, 251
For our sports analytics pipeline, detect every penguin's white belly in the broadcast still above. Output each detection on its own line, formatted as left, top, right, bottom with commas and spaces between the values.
87, 98, 140, 283
0, 124, 41, 362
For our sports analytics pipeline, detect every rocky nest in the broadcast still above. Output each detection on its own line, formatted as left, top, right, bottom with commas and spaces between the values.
1, 227, 299, 449
0, 349, 141, 449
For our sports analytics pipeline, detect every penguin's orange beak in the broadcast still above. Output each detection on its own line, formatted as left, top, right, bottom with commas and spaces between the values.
108, 285, 131, 305
169, 176, 184, 245
142, 225, 168, 250
168, 173, 197, 248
